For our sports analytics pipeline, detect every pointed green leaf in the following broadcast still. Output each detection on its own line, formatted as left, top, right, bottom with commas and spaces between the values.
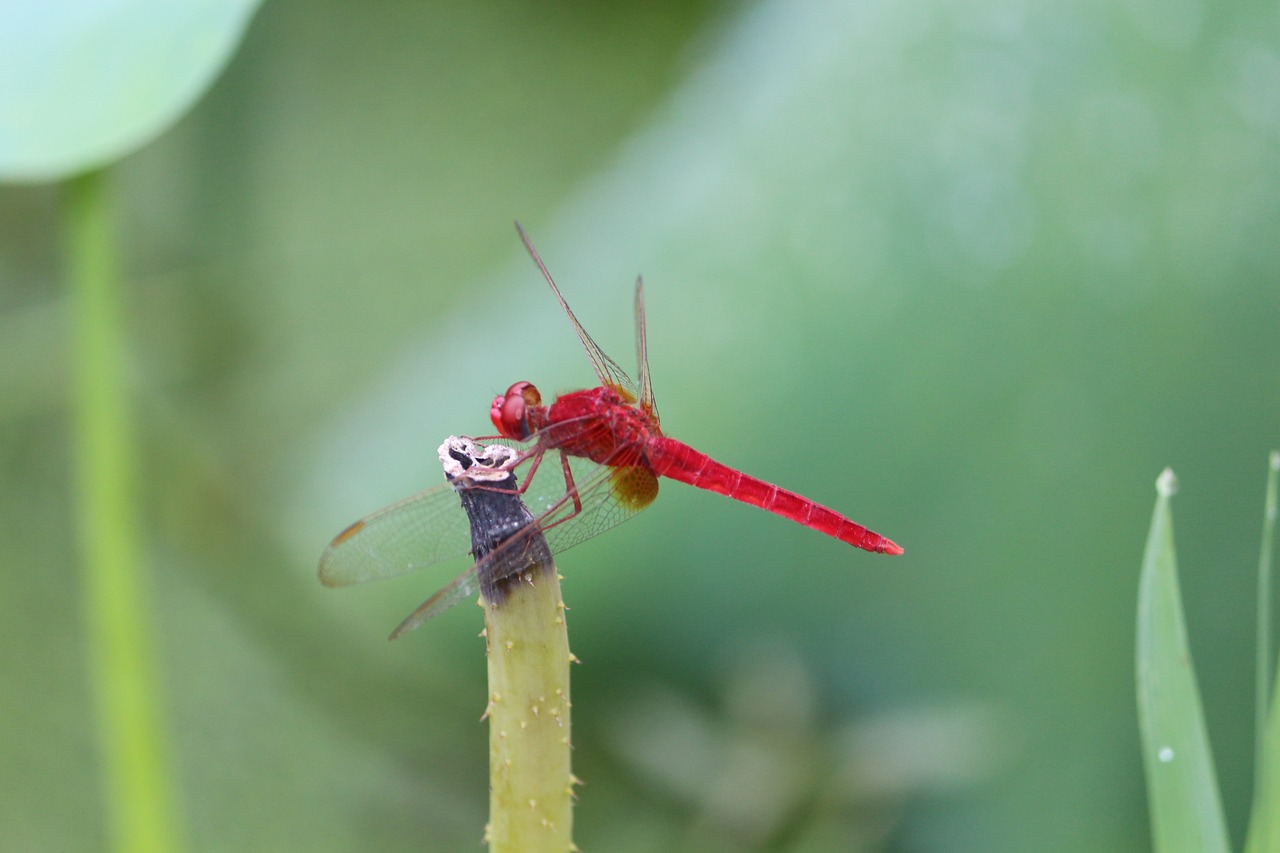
1137, 468, 1231, 853
1246, 451, 1280, 853
0, 0, 261, 182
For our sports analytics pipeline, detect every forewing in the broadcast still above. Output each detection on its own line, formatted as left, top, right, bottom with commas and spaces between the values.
317, 480, 475, 587
633, 275, 659, 423
514, 221, 639, 400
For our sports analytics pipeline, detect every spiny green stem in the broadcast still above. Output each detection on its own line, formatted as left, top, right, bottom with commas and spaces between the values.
65, 170, 184, 853
483, 563, 575, 853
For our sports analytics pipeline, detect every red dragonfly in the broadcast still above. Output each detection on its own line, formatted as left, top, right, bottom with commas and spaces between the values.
319, 224, 901, 637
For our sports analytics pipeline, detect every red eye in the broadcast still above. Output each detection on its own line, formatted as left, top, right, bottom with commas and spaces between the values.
490, 381, 540, 439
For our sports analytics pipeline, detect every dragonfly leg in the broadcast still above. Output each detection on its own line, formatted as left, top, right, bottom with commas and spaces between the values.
561, 451, 584, 515
514, 448, 546, 495
520, 453, 587, 536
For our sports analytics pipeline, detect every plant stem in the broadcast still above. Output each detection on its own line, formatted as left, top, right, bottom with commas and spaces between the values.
65, 170, 184, 853
483, 564, 575, 852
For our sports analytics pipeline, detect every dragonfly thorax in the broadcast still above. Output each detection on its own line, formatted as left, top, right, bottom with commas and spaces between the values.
542, 385, 656, 467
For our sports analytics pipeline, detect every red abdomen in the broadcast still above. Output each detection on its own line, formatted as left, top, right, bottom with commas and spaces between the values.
645, 437, 902, 555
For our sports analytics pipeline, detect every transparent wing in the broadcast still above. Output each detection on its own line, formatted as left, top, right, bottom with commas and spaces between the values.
389, 450, 659, 635
317, 480, 475, 587
319, 438, 658, 630
633, 275, 659, 424
514, 221, 639, 401
536, 452, 658, 557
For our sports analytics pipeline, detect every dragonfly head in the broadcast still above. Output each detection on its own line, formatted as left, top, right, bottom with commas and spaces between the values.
490, 381, 543, 440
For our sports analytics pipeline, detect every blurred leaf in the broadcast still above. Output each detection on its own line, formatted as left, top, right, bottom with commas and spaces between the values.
0, 0, 261, 182
1246, 451, 1280, 853
1136, 468, 1230, 853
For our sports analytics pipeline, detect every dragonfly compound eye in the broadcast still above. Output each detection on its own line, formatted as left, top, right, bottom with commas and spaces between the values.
491, 381, 542, 439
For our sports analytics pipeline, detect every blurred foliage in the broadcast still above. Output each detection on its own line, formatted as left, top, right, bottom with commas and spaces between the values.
0, 0, 261, 181
1, 0, 1278, 851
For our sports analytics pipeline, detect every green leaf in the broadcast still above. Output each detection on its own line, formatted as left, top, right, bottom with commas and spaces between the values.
0, 0, 261, 182
1246, 451, 1280, 853
1136, 468, 1231, 853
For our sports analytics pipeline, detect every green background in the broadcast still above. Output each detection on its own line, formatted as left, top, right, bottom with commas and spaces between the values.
2, 0, 1277, 850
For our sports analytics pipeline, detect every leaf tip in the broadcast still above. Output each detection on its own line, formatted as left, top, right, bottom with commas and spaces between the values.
1156, 468, 1178, 498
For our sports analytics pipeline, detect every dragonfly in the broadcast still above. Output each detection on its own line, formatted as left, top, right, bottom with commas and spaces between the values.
319, 223, 902, 637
